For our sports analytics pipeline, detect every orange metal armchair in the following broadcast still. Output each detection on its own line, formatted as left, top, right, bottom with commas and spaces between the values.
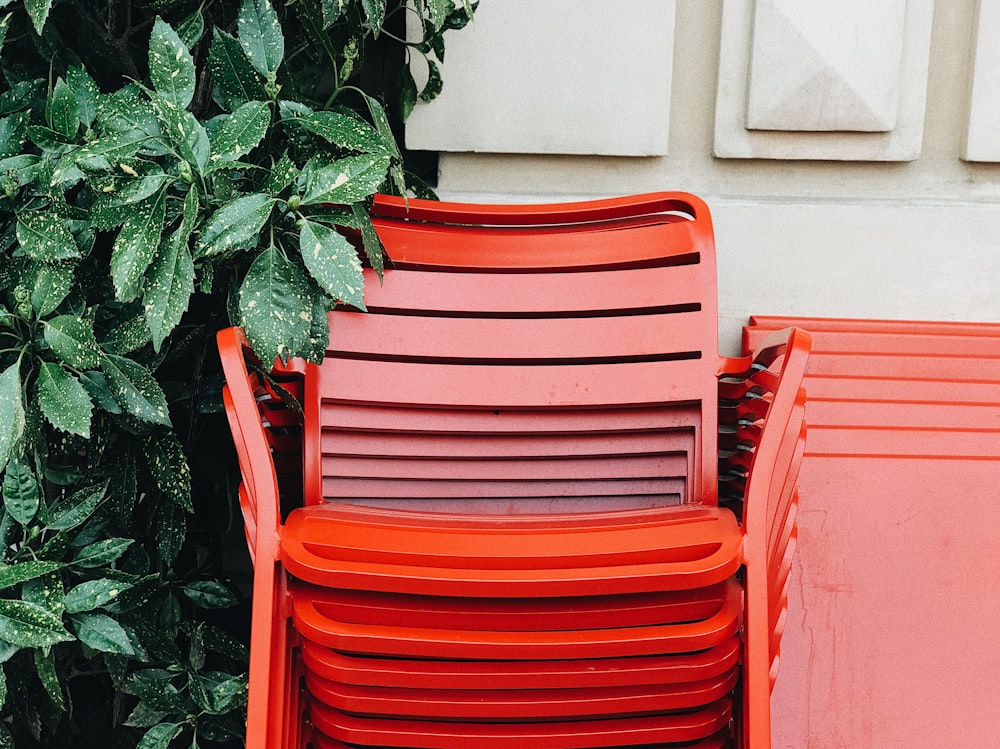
218, 193, 810, 749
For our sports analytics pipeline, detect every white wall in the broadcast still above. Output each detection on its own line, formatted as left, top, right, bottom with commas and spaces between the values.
405, 0, 1000, 354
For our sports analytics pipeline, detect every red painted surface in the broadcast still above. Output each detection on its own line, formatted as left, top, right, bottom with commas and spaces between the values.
745, 317, 1000, 748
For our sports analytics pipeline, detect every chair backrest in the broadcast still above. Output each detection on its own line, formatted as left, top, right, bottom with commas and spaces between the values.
300, 192, 721, 512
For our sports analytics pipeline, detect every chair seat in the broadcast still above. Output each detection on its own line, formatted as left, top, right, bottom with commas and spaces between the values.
290, 578, 742, 660
280, 502, 743, 597
304, 668, 740, 720
310, 731, 734, 749
308, 698, 734, 749
299, 636, 741, 690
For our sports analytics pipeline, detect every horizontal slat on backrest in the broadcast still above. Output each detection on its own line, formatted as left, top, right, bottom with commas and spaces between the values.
322, 478, 687, 500
372, 192, 705, 226
373, 213, 705, 270
321, 430, 695, 459
321, 403, 702, 434
328, 310, 707, 362
322, 455, 688, 482
318, 358, 710, 409
361, 264, 709, 315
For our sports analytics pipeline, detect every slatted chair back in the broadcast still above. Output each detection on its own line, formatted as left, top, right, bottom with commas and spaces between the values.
300, 192, 721, 515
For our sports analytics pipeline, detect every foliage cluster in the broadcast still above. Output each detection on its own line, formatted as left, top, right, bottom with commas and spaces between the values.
0, 0, 471, 746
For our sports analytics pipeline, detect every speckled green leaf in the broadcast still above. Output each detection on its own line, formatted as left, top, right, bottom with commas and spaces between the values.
145, 188, 196, 351
180, 581, 238, 609
2, 458, 38, 525
208, 29, 266, 111
111, 188, 167, 303
150, 94, 209, 173
0, 364, 23, 475
22, 573, 65, 615
301, 153, 389, 206
52, 129, 150, 184
0, 12, 12, 50
16, 212, 79, 262
239, 246, 313, 364
66, 67, 99, 127
351, 202, 385, 277
176, 8, 204, 50
149, 17, 196, 109
64, 579, 129, 614
71, 537, 134, 568
137, 722, 182, 749
44, 316, 101, 369
79, 371, 120, 415
143, 430, 192, 512
48, 480, 108, 531
195, 193, 273, 258
98, 307, 151, 355
419, 58, 443, 102
210, 100, 269, 162
302, 287, 331, 364
425, 0, 450, 31
48, 78, 78, 138
36, 362, 93, 438
364, 94, 404, 194
192, 673, 246, 715
397, 66, 417, 121
238, 0, 284, 76
93, 173, 171, 216
95, 86, 160, 137
31, 263, 74, 316
0, 155, 40, 191
296, 110, 390, 155
0, 561, 62, 591
0, 77, 38, 117
263, 151, 298, 195
33, 647, 64, 709
0, 600, 72, 648
101, 354, 171, 426
360, 0, 386, 34
298, 219, 364, 309
152, 499, 186, 564
0, 112, 28, 159
26, 124, 74, 149
319, 0, 345, 27
124, 699, 169, 728
23, 0, 51, 34
71, 613, 134, 654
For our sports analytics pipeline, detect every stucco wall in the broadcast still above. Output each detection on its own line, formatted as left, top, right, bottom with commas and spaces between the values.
405, 0, 1000, 354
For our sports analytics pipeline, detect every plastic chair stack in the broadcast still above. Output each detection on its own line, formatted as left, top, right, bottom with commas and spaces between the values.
218, 193, 810, 749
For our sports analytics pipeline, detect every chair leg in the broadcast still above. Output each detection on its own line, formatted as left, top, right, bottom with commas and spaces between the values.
246, 560, 292, 749
742, 564, 772, 749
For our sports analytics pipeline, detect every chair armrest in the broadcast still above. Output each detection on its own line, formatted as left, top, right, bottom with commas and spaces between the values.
719, 326, 811, 749
217, 326, 283, 563
740, 327, 810, 540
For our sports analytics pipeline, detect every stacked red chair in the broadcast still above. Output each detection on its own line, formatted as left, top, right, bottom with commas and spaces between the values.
218, 193, 810, 749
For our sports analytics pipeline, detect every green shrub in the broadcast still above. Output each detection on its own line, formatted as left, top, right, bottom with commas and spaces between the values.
0, 0, 471, 745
